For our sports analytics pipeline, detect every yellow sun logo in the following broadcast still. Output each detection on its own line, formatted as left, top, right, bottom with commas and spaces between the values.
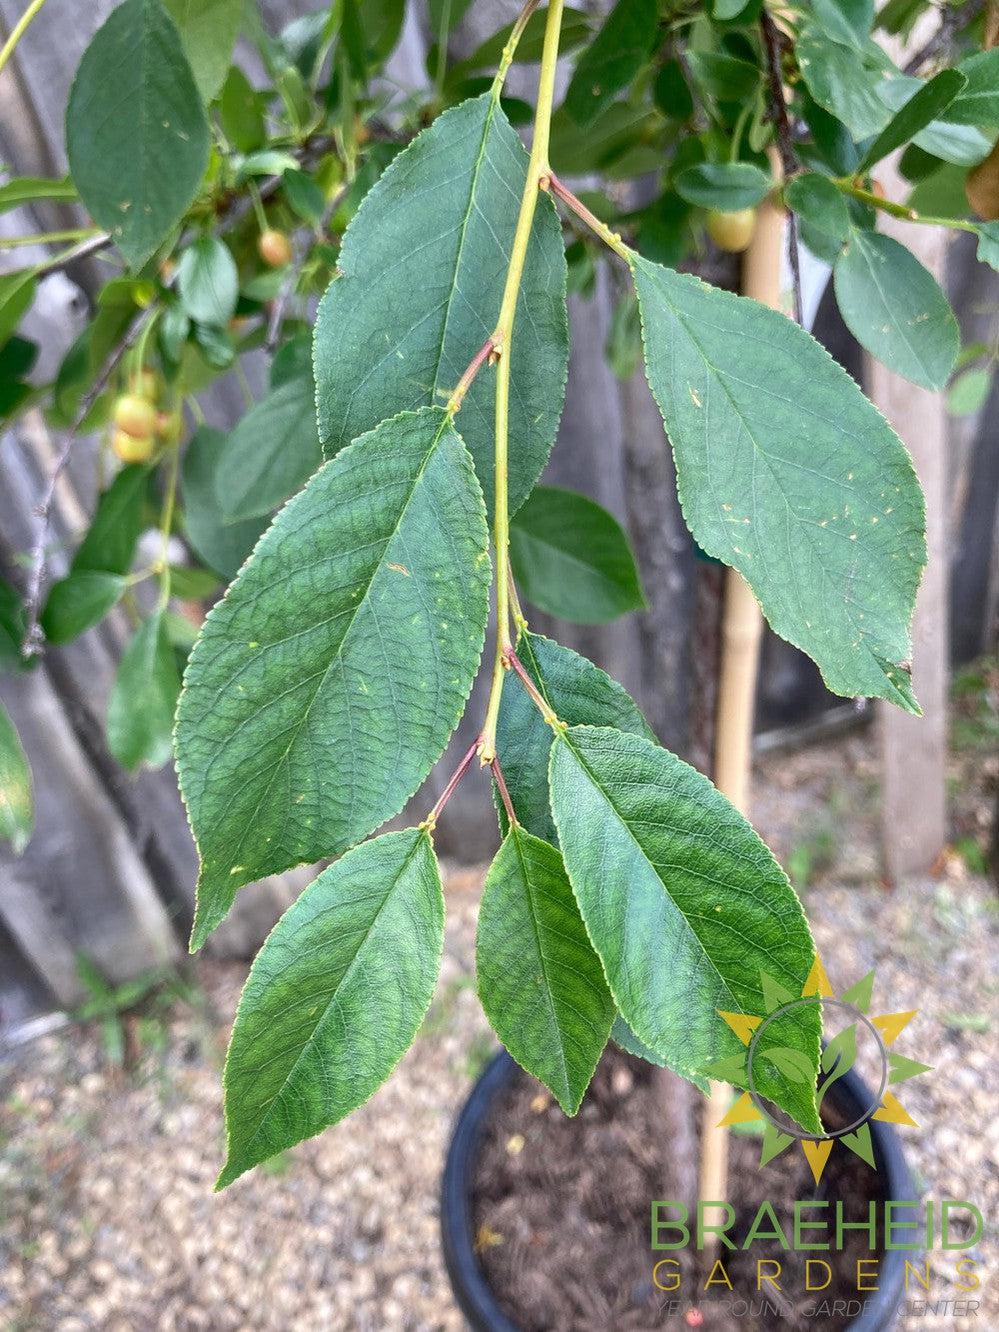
709, 956, 932, 1185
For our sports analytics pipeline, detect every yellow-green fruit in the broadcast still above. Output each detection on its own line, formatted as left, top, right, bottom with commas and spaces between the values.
112, 429, 155, 463
966, 139, 999, 222
258, 229, 292, 267
112, 393, 156, 438
155, 409, 184, 446
706, 207, 757, 253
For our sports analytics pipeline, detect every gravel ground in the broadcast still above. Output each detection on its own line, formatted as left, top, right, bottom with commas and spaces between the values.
1, 713, 996, 1331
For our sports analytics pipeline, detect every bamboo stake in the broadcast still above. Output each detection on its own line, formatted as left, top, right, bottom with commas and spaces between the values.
698, 152, 784, 1262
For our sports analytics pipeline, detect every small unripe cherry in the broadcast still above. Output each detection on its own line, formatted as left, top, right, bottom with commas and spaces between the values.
112, 429, 155, 464
258, 229, 292, 267
705, 206, 757, 254
155, 409, 184, 446
112, 393, 157, 438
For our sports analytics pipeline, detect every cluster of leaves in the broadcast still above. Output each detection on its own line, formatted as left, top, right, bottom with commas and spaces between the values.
0, 0, 995, 1185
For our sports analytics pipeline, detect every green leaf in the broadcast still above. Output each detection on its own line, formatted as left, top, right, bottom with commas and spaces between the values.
947, 367, 990, 416
496, 631, 653, 844
549, 725, 821, 1132
41, 571, 127, 645
685, 51, 761, 103
0, 175, 77, 215
107, 610, 181, 771
218, 827, 443, 1187
162, 0, 242, 102
0, 270, 37, 346
477, 827, 615, 1113
175, 408, 490, 950
181, 426, 268, 580
796, 26, 895, 139
631, 255, 925, 712
945, 50, 999, 129
833, 229, 959, 390
976, 221, 999, 272
66, 0, 210, 270
675, 162, 773, 211
784, 172, 851, 262
216, 373, 322, 522
282, 168, 326, 225
219, 66, 266, 152
314, 93, 569, 519
876, 75, 992, 166
855, 69, 966, 173
611, 1013, 671, 1068
713, 0, 751, 19
74, 464, 150, 576
509, 485, 645, 623
563, 0, 658, 130
810, 0, 874, 46
0, 701, 33, 855
177, 236, 239, 328
448, 7, 590, 82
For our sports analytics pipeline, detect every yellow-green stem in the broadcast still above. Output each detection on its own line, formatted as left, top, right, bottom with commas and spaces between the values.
156, 444, 181, 611
0, 0, 48, 79
0, 228, 99, 249
832, 178, 979, 235
479, 0, 563, 762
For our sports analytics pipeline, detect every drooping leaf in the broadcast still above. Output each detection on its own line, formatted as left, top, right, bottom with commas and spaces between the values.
945, 50, 999, 130
175, 408, 490, 950
563, 0, 658, 130
477, 827, 615, 1113
314, 93, 569, 519
833, 229, 959, 390
107, 610, 181, 771
0, 701, 32, 854
510, 486, 645, 624
0, 175, 77, 215
496, 631, 653, 844
675, 162, 773, 211
66, 0, 210, 270
181, 426, 268, 580
162, 0, 242, 102
41, 571, 127, 645
632, 255, 925, 712
282, 168, 326, 225
216, 372, 322, 522
74, 464, 150, 576
855, 69, 966, 174
218, 828, 444, 1187
810, 0, 874, 46
177, 236, 239, 328
549, 724, 821, 1132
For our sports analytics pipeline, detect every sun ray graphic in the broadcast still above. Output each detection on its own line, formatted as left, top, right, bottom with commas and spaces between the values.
706, 956, 931, 1185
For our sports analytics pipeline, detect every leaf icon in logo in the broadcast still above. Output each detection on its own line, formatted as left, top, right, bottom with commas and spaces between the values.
762, 1045, 816, 1085
818, 1023, 858, 1102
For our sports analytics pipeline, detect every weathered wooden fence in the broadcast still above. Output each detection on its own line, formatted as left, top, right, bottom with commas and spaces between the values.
1, 0, 996, 1026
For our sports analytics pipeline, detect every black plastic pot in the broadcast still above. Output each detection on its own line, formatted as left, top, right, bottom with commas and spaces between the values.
441, 1051, 916, 1332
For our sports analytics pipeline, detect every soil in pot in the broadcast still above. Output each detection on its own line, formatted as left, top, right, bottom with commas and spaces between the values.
472, 1047, 881, 1332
